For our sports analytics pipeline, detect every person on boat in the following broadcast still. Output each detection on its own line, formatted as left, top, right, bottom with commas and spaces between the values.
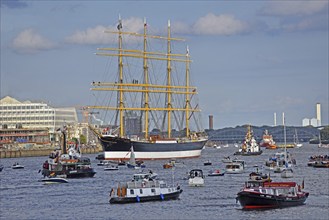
43, 160, 49, 169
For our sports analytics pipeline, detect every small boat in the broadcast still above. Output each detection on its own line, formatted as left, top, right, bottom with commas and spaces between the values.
0, 164, 4, 172
236, 180, 309, 209
12, 163, 24, 169
312, 161, 329, 168
104, 165, 119, 171
249, 171, 271, 182
225, 162, 244, 174
204, 160, 212, 166
163, 163, 174, 169
95, 153, 105, 160
188, 169, 205, 186
222, 156, 233, 163
97, 160, 112, 166
281, 168, 294, 178
117, 160, 126, 166
109, 172, 182, 204
208, 169, 225, 176
293, 129, 303, 148
126, 146, 146, 169
41, 177, 68, 184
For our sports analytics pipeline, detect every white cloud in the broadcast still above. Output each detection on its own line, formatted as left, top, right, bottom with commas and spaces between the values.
66, 17, 145, 44
171, 21, 191, 34
192, 13, 249, 35
260, 1, 328, 16
12, 29, 55, 53
282, 16, 327, 32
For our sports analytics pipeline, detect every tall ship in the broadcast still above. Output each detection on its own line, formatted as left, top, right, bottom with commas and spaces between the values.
89, 17, 208, 160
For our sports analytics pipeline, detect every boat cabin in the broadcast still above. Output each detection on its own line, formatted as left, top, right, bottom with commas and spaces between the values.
244, 181, 299, 197
189, 169, 204, 178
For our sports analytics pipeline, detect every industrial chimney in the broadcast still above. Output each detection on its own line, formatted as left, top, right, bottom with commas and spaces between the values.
316, 103, 321, 126
209, 115, 214, 130
274, 112, 277, 126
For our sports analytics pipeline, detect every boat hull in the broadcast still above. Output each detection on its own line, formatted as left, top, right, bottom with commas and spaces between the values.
234, 150, 263, 156
237, 191, 309, 209
99, 136, 207, 160
41, 177, 68, 184
110, 189, 183, 204
42, 168, 96, 178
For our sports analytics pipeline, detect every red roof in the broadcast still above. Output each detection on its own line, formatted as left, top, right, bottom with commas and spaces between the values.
264, 182, 296, 187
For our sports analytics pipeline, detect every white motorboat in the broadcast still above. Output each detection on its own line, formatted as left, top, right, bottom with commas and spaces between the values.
188, 169, 205, 186
12, 163, 24, 169
97, 160, 112, 166
104, 165, 119, 171
109, 172, 182, 204
225, 162, 244, 174
281, 168, 294, 178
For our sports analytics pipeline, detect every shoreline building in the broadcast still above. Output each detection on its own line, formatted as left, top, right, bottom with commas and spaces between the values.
302, 103, 322, 127
0, 96, 78, 147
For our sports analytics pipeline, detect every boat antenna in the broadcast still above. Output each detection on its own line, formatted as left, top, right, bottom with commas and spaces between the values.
283, 112, 287, 163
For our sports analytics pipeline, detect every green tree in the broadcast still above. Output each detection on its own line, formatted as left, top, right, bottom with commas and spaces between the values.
80, 134, 87, 144
320, 126, 329, 140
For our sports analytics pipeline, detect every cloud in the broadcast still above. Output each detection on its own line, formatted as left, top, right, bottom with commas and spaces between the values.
66, 17, 145, 44
192, 13, 249, 35
12, 29, 56, 54
1, 0, 28, 8
260, 1, 328, 16
274, 96, 303, 108
66, 14, 249, 45
281, 15, 328, 32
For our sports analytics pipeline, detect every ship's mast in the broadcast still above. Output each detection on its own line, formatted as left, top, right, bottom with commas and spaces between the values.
185, 46, 190, 138
143, 18, 149, 139
118, 15, 124, 137
167, 20, 172, 138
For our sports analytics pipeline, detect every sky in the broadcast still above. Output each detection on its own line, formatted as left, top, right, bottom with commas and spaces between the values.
1, 0, 328, 129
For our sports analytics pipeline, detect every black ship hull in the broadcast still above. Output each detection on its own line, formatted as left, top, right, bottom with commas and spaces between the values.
234, 150, 263, 156
98, 136, 207, 160
42, 168, 96, 178
110, 189, 183, 204
237, 191, 309, 209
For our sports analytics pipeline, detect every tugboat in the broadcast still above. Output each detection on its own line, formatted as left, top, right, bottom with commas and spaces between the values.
260, 130, 277, 149
236, 180, 309, 209
109, 172, 182, 204
234, 125, 262, 156
41, 127, 96, 178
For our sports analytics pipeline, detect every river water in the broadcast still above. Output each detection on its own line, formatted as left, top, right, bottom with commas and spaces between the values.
1, 144, 328, 220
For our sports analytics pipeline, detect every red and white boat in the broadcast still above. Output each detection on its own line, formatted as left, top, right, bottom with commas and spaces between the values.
236, 181, 309, 209
260, 130, 277, 149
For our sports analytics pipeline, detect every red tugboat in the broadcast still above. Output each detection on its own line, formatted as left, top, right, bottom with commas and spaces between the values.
236, 181, 309, 209
260, 130, 277, 149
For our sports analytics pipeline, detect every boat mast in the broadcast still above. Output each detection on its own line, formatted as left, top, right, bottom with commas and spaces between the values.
143, 18, 149, 139
283, 112, 287, 162
185, 46, 190, 138
118, 15, 125, 137
167, 20, 172, 138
